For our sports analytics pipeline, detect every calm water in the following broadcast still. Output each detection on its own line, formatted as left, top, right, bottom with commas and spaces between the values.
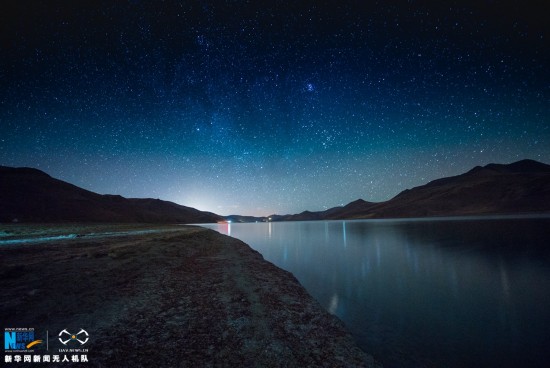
201, 216, 550, 368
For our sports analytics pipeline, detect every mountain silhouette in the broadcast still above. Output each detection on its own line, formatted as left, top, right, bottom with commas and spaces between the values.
0, 166, 222, 223
3, 159, 549, 224
265, 159, 550, 221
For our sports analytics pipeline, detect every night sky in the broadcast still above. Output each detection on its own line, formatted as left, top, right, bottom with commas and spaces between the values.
1, 1, 548, 216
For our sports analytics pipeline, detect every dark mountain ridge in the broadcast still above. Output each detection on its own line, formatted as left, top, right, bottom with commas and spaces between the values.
0, 166, 222, 223
3, 159, 548, 224
265, 159, 550, 221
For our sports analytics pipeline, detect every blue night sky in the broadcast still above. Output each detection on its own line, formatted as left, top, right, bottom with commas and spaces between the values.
1, 1, 548, 216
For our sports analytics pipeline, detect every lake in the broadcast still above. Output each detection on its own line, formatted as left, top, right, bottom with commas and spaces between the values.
201, 216, 550, 367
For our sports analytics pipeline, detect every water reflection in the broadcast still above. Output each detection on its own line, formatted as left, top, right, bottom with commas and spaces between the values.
204, 217, 550, 368
328, 293, 339, 314
342, 221, 347, 248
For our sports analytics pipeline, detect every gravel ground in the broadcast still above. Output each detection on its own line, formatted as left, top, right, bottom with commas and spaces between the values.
1, 224, 381, 367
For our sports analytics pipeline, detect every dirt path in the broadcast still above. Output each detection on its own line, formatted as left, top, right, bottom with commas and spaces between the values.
1, 225, 380, 367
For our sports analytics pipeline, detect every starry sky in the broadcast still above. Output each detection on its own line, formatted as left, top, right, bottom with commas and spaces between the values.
1, 1, 548, 216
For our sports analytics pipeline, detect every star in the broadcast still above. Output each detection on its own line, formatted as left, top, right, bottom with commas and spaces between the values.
0, 0, 547, 216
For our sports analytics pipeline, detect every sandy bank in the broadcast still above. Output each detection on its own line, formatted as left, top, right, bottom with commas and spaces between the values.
1, 225, 380, 367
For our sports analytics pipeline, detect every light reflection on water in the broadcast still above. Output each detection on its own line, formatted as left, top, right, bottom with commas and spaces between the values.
202, 217, 550, 368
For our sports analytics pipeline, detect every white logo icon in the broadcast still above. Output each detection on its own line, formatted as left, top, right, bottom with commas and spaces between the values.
58, 329, 89, 345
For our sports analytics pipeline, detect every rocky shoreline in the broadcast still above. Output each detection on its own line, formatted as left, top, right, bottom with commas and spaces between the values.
1, 224, 380, 367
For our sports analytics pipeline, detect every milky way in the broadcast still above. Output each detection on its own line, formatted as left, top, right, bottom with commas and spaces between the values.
1, 1, 548, 215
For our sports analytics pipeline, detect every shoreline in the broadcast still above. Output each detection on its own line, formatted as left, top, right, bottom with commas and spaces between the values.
1, 224, 380, 367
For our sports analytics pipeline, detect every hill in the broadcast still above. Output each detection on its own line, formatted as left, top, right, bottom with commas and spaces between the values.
266, 159, 550, 221
0, 166, 222, 223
